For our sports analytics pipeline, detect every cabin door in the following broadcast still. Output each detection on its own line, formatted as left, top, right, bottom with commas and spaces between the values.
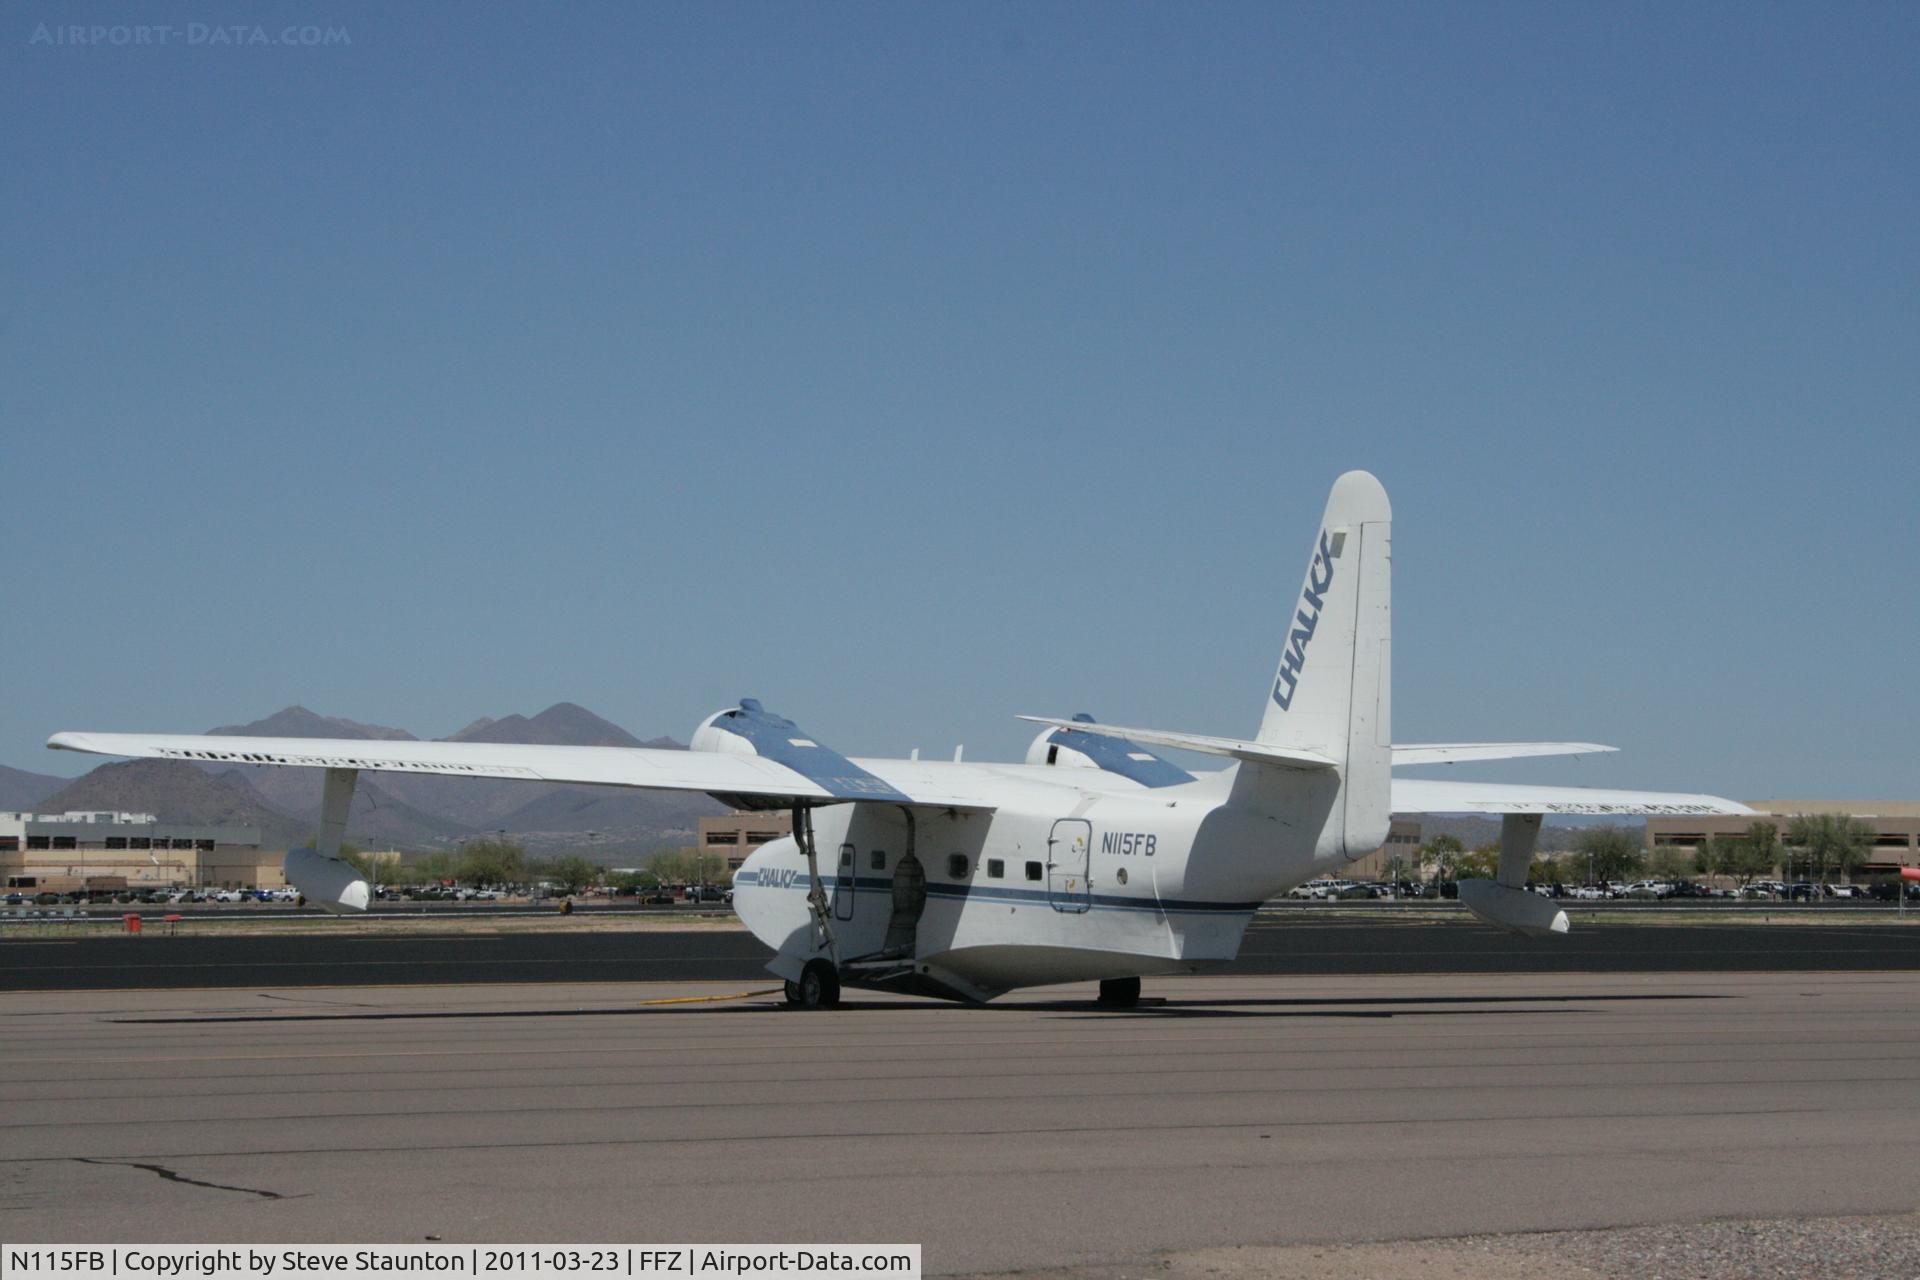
1047, 819, 1092, 913
832, 843, 856, 921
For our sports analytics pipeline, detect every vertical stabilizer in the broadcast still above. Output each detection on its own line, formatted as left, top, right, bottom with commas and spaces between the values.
1254, 470, 1392, 857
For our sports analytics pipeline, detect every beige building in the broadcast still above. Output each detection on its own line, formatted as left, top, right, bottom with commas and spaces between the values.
698, 810, 793, 871
1329, 818, 1425, 880
0, 811, 283, 892
1645, 802, 1920, 873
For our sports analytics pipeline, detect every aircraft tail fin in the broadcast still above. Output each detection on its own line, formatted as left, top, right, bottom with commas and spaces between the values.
1252, 470, 1392, 856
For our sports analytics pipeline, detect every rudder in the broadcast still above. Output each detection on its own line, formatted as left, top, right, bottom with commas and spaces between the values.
1255, 470, 1392, 857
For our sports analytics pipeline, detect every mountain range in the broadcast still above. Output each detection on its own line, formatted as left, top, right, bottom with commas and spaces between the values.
1, 763, 71, 810
27, 703, 721, 856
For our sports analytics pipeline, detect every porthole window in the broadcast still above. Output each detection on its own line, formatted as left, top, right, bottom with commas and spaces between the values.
947, 854, 969, 878
1116, 867, 1128, 885
987, 858, 1005, 878
1025, 860, 1042, 881
869, 849, 886, 870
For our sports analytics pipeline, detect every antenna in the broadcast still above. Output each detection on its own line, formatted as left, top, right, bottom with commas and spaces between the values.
953, 745, 964, 762
909, 748, 920, 761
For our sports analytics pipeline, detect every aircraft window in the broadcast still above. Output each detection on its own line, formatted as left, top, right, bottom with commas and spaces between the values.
947, 854, 969, 878
869, 849, 885, 870
1025, 860, 1042, 881
987, 858, 1004, 878
839, 844, 854, 868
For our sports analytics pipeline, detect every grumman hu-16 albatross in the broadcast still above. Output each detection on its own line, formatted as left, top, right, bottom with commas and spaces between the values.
49, 472, 1749, 1007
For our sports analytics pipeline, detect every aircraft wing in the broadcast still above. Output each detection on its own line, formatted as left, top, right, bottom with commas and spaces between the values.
1392, 743, 1616, 766
46, 731, 997, 811
1393, 776, 1752, 817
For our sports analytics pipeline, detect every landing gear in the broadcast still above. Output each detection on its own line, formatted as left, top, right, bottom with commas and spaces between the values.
787, 959, 842, 1009
1097, 976, 1141, 1008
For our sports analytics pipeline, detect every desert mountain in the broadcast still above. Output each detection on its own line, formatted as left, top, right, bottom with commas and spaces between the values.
443, 702, 676, 749
0, 763, 70, 810
192, 702, 715, 853
36, 759, 310, 847
210, 706, 417, 741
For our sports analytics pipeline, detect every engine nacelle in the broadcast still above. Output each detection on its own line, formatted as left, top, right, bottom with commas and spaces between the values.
1025, 725, 1103, 770
284, 847, 370, 914
690, 698, 912, 810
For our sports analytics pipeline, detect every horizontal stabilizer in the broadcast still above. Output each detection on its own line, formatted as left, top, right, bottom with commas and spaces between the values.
1393, 777, 1752, 816
1392, 742, 1616, 766
1016, 717, 1336, 771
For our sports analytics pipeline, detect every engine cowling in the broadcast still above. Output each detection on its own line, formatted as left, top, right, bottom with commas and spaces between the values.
690, 698, 911, 810
1025, 725, 1103, 770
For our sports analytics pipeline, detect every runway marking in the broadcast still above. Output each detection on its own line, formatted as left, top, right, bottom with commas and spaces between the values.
0, 1102, 1880, 1166
15, 1033, 1917, 1094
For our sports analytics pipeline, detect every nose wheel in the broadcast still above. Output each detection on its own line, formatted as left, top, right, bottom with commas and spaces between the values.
785, 959, 842, 1009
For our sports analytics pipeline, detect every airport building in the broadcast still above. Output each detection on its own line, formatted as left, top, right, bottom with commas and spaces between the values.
1646, 802, 1920, 873
698, 811, 793, 871
1336, 818, 1425, 880
0, 810, 282, 892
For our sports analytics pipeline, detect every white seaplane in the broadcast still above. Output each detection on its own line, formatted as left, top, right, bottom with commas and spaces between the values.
48, 472, 1748, 1006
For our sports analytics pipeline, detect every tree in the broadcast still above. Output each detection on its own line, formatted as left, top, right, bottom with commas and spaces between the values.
458, 837, 526, 887
1528, 854, 1570, 886
1648, 845, 1694, 881
1456, 845, 1500, 880
1740, 821, 1782, 882
548, 855, 601, 894
1786, 814, 1875, 885
1574, 825, 1645, 883
648, 846, 732, 886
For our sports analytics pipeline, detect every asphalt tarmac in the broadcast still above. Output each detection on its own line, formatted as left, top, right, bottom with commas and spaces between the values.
4, 972, 1919, 1277
4, 914, 1920, 991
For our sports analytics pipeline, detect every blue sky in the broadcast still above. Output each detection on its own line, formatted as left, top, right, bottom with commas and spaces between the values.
4, 2, 1915, 799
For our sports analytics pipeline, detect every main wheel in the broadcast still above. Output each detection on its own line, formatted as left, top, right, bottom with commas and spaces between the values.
782, 979, 803, 1006
1097, 976, 1141, 1007
796, 960, 842, 1009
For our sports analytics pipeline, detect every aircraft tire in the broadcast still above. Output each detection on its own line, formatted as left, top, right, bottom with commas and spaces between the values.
782, 980, 803, 1006
797, 960, 841, 1009
1097, 976, 1141, 1007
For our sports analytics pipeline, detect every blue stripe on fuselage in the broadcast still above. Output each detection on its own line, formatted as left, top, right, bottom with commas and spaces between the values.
734, 869, 1256, 915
